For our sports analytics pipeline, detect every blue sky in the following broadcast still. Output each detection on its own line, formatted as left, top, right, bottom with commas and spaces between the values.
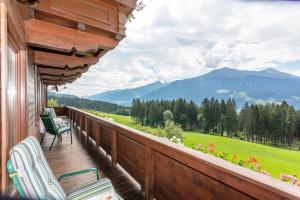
62, 0, 300, 96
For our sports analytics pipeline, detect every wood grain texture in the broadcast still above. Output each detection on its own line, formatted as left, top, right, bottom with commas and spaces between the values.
25, 19, 119, 54
101, 126, 112, 154
117, 133, 145, 186
34, 0, 119, 34
38, 66, 89, 76
144, 147, 154, 200
34, 51, 99, 69
95, 123, 101, 148
112, 130, 118, 167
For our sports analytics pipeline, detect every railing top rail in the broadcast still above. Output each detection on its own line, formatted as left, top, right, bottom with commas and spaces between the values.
67, 106, 300, 199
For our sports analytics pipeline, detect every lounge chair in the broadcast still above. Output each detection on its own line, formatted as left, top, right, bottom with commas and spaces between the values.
7, 136, 122, 200
40, 114, 72, 151
44, 107, 69, 127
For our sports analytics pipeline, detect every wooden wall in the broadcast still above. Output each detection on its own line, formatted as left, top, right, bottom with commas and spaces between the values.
0, 0, 45, 193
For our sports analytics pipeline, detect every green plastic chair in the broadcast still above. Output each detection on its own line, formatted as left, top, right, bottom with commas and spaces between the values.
7, 136, 122, 200
40, 114, 72, 151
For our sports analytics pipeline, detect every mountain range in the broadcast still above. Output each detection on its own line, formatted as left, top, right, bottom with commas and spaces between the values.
86, 67, 300, 109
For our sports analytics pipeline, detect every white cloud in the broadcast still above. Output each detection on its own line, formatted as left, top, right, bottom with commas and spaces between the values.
63, 0, 300, 96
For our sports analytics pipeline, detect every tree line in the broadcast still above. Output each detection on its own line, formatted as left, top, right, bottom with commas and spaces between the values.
48, 95, 130, 115
131, 98, 300, 146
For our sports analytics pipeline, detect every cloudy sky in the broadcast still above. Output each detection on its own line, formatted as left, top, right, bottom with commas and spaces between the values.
62, 0, 300, 96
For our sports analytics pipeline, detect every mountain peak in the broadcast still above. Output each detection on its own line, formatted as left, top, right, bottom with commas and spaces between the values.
260, 68, 281, 73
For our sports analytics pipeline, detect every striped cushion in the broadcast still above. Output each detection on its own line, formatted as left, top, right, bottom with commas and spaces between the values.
9, 136, 67, 200
45, 108, 57, 119
58, 126, 71, 135
67, 179, 122, 200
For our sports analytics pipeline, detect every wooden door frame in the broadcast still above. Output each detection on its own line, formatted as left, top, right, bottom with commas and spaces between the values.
0, 1, 9, 192
1, 0, 27, 192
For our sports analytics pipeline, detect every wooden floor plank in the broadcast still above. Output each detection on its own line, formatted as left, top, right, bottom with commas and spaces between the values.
41, 125, 144, 200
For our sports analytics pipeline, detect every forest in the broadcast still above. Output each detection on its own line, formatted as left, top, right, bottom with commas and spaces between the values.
131, 98, 300, 146
48, 96, 130, 115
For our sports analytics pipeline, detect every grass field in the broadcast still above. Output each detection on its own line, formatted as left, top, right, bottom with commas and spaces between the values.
89, 111, 300, 179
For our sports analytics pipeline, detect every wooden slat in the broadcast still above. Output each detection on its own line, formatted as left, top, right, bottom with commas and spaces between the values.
38, 66, 89, 76
40, 74, 80, 81
42, 78, 76, 85
95, 123, 101, 148
25, 19, 119, 55
33, 0, 120, 34
34, 51, 99, 69
144, 147, 154, 200
117, 134, 145, 186
112, 130, 117, 167
113, 0, 137, 8
101, 126, 112, 154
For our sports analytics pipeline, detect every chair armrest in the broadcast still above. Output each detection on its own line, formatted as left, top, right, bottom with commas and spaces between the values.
58, 168, 100, 182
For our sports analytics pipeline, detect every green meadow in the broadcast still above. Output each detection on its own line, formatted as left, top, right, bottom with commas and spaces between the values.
89, 111, 300, 179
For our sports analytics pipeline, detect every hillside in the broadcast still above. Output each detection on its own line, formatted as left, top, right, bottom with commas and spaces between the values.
48, 92, 78, 99
85, 68, 300, 108
48, 95, 130, 115
87, 111, 300, 179
85, 81, 168, 106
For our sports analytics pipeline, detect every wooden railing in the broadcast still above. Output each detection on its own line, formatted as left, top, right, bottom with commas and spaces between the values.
57, 107, 300, 200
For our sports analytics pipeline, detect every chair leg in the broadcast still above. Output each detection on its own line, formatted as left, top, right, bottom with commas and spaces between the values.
40, 132, 46, 145
49, 135, 57, 151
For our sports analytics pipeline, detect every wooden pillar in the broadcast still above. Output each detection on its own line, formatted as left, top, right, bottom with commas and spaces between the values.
79, 114, 83, 132
95, 122, 101, 148
111, 129, 117, 167
74, 111, 77, 125
145, 147, 155, 200
75, 111, 78, 126
85, 116, 89, 137
1, 2, 8, 192
71, 110, 74, 123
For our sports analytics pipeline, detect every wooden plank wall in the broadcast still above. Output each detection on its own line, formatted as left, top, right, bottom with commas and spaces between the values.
0, 0, 44, 192
65, 107, 300, 200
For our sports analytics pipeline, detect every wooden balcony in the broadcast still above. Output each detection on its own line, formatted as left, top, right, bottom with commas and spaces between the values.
50, 107, 300, 200
42, 120, 143, 199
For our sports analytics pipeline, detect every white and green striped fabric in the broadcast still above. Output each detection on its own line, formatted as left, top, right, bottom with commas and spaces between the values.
10, 136, 67, 199
67, 179, 121, 200
9, 137, 122, 200
44, 108, 57, 119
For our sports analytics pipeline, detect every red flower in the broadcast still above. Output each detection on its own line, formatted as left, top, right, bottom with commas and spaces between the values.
208, 148, 215, 154
250, 156, 258, 163
208, 143, 215, 148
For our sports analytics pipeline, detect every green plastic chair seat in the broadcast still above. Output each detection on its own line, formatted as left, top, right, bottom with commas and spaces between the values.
40, 114, 72, 150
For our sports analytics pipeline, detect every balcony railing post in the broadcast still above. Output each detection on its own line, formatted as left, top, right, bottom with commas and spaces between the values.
111, 129, 117, 167
74, 111, 76, 124
72, 110, 74, 124
85, 116, 89, 137
80, 114, 83, 133
95, 122, 101, 148
145, 147, 155, 200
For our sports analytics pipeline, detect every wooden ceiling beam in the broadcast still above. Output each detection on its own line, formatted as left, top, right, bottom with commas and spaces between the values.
40, 74, 80, 81
42, 78, 77, 85
34, 51, 99, 69
38, 66, 89, 76
25, 19, 119, 56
